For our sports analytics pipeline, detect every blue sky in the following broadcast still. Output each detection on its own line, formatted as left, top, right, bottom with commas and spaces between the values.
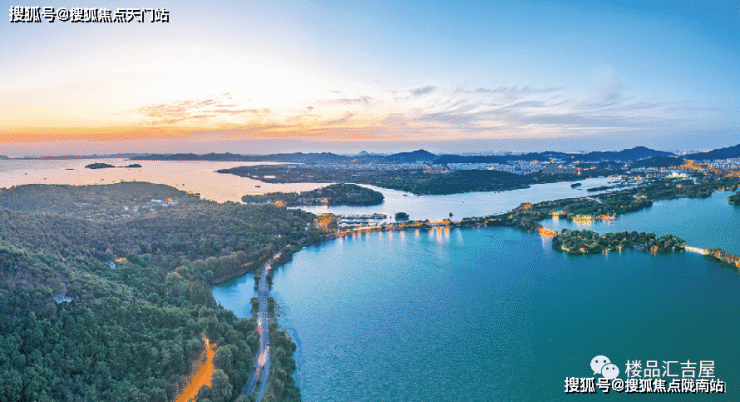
1, 0, 738, 155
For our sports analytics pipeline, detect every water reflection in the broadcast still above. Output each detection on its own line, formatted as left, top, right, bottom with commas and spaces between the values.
0, 159, 328, 203
295, 177, 617, 223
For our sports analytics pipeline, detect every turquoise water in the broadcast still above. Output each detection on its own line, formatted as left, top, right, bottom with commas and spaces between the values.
541, 191, 740, 255
292, 177, 615, 223
214, 225, 740, 401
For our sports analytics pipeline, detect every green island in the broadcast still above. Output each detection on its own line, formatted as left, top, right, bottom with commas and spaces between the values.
462, 176, 740, 233
305, 176, 740, 236
0, 182, 320, 402
241, 183, 384, 207
85, 162, 115, 169
217, 164, 617, 195
729, 192, 740, 205
310, 175, 740, 267
84, 163, 142, 170
551, 229, 685, 255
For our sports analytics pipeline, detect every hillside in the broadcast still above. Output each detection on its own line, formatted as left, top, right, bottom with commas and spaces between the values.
684, 143, 740, 160
630, 156, 686, 168
242, 183, 384, 206
0, 182, 318, 401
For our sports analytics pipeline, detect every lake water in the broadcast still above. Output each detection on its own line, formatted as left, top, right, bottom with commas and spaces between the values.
293, 177, 615, 223
4, 160, 738, 400
0, 159, 326, 203
0, 159, 617, 222
541, 191, 740, 255
214, 226, 740, 401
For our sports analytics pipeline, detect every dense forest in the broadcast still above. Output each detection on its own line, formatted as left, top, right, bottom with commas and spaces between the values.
218, 164, 617, 195
628, 155, 685, 168
551, 229, 686, 255
729, 192, 740, 205
0, 182, 319, 401
241, 184, 384, 207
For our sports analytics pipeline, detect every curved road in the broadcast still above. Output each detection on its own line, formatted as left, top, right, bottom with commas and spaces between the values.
242, 249, 283, 401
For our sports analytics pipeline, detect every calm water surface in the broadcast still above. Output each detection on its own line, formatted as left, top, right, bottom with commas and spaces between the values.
1, 159, 618, 222
293, 176, 615, 223
214, 227, 740, 401
5, 160, 737, 400
541, 191, 740, 255
0, 159, 325, 202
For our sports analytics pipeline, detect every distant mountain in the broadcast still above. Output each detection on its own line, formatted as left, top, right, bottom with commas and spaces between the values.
684, 143, 740, 160
433, 154, 510, 164
630, 156, 685, 168
573, 146, 674, 162
433, 146, 673, 164
132, 152, 351, 163
21, 153, 145, 160
131, 153, 207, 161
258, 152, 348, 163
135, 150, 439, 164
132, 145, 699, 165
385, 149, 437, 162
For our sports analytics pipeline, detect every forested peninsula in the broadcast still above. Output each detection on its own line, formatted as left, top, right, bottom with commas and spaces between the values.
461, 176, 740, 233
241, 183, 383, 206
218, 164, 615, 195
0, 182, 318, 402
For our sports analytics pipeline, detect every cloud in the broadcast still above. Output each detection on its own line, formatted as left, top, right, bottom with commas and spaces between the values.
134, 95, 262, 125
411, 77, 708, 137
325, 112, 356, 125
453, 85, 565, 103
125, 76, 713, 143
317, 96, 373, 105
410, 86, 437, 96
381, 113, 408, 127
465, 85, 565, 95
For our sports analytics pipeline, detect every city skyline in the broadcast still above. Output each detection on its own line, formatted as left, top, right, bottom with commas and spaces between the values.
1, 1, 738, 156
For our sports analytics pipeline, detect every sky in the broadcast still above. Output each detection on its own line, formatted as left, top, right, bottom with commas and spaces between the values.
1, 0, 738, 156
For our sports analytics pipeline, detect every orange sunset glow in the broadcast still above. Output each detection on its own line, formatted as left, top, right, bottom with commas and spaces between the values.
1, 1, 738, 155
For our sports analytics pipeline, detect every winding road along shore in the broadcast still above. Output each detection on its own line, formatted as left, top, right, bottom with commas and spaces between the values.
241, 249, 284, 401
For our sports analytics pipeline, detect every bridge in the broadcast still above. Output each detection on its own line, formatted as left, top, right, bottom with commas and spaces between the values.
685, 246, 707, 254
241, 249, 284, 401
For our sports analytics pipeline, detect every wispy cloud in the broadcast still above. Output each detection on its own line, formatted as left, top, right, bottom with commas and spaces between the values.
460, 85, 565, 95
316, 96, 373, 105
134, 95, 262, 125
410, 86, 437, 96
124, 75, 712, 143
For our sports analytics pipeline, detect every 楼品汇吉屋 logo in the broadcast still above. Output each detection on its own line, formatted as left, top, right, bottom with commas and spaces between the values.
566, 355, 726, 394
591, 355, 620, 380
590, 355, 610, 375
